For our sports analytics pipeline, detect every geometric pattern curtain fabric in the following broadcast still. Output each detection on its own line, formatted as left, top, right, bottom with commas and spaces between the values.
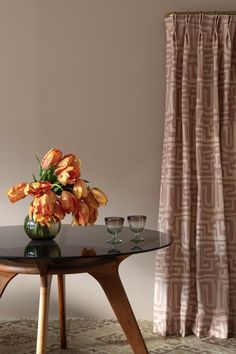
154, 14, 236, 338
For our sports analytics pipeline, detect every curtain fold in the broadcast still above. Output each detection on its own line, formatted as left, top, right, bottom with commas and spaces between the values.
154, 14, 236, 338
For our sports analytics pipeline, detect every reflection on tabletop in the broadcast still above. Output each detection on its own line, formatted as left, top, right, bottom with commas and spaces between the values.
24, 240, 61, 258
107, 243, 122, 255
0, 225, 172, 259
81, 247, 97, 256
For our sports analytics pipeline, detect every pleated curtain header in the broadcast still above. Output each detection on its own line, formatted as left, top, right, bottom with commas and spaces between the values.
165, 13, 236, 49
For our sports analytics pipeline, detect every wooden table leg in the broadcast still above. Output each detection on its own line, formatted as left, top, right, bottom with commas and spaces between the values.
57, 274, 67, 349
90, 265, 148, 354
36, 274, 52, 354
0, 272, 17, 298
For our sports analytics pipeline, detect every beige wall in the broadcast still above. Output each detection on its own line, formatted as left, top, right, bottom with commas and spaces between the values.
0, 0, 235, 319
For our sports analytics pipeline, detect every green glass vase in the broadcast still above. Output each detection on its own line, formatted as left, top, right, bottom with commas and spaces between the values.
24, 215, 61, 241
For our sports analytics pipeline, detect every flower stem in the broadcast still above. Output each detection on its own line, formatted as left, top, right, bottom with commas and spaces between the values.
52, 183, 63, 191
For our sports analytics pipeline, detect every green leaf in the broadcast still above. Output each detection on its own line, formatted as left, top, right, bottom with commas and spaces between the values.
52, 186, 60, 194
39, 170, 46, 181
38, 166, 55, 182
45, 170, 50, 181
32, 174, 37, 182
48, 166, 55, 182
52, 183, 63, 191
35, 155, 43, 177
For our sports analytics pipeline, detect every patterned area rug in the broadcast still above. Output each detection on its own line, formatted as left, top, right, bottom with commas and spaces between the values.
0, 319, 235, 353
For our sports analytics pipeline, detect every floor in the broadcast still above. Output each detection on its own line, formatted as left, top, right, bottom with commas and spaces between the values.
0, 319, 235, 353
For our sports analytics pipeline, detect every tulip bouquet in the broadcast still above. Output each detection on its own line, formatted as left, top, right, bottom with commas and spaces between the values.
7, 148, 108, 227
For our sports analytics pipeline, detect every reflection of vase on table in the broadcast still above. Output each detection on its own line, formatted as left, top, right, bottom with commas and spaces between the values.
24, 240, 61, 258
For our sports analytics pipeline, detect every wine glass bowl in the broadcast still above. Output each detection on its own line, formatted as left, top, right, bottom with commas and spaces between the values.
105, 217, 124, 245
127, 215, 147, 243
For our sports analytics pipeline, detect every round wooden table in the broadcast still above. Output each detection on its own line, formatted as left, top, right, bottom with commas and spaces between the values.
0, 225, 172, 354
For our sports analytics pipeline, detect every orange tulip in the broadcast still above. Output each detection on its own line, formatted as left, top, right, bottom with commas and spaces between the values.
73, 179, 88, 200
24, 181, 52, 197
41, 148, 62, 169
52, 199, 66, 223
89, 187, 108, 206
55, 154, 81, 174
72, 200, 89, 226
55, 154, 75, 174
88, 206, 98, 225
7, 182, 27, 203
57, 166, 80, 185
30, 191, 56, 225
55, 154, 81, 184
85, 191, 99, 209
60, 191, 75, 213
7, 148, 107, 228
28, 203, 34, 220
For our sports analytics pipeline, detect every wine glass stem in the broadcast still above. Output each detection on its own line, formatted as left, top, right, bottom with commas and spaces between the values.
113, 233, 118, 242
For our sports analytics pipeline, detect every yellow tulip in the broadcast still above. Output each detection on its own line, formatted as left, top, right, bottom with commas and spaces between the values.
41, 148, 62, 169
7, 182, 27, 203
89, 187, 108, 206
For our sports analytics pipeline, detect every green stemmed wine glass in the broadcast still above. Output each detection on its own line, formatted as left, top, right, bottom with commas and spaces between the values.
127, 215, 146, 243
105, 217, 124, 245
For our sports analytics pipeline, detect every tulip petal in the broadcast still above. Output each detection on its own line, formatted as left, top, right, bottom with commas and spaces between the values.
41, 148, 62, 170
89, 187, 108, 206
7, 183, 28, 203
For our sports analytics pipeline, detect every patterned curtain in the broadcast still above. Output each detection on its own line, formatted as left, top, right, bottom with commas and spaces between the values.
154, 13, 236, 338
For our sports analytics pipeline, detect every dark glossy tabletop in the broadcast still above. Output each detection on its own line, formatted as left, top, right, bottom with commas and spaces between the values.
0, 225, 172, 260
